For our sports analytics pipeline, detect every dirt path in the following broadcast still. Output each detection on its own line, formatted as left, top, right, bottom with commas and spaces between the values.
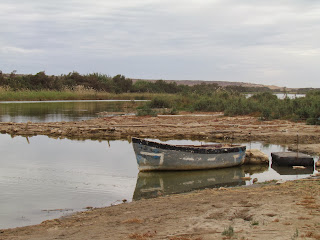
1, 178, 320, 240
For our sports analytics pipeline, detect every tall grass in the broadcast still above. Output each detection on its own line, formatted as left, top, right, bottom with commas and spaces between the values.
0, 87, 172, 101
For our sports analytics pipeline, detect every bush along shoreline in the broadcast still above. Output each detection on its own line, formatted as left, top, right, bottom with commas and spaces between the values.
0, 71, 319, 125
137, 91, 320, 125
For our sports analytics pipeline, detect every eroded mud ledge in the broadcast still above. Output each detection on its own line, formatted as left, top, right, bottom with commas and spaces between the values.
1, 113, 320, 146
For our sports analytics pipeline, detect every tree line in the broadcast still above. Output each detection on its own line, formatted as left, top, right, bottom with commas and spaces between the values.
0, 71, 273, 94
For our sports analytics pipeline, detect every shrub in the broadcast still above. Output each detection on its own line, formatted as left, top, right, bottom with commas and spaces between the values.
136, 105, 157, 116
222, 225, 234, 237
306, 117, 320, 125
149, 97, 172, 108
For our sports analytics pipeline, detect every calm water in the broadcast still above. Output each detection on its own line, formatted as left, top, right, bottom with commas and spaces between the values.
0, 100, 145, 122
0, 134, 318, 229
246, 93, 305, 99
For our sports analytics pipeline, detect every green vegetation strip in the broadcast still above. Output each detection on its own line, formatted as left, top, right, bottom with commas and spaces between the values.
0, 71, 319, 125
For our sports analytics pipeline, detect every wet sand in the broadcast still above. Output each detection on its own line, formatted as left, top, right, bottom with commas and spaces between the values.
1, 178, 320, 240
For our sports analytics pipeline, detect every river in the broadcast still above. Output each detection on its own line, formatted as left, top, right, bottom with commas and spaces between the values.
245, 93, 305, 99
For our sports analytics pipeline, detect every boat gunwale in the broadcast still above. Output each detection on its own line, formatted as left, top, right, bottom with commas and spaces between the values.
132, 137, 246, 154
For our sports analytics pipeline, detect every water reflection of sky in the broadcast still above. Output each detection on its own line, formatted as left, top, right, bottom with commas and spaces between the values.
0, 135, 317, 229
0, 100, 144, 123
0, 134, 138, 229
245, 93, 305, 99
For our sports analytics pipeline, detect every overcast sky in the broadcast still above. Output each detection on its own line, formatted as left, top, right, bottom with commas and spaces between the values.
1, 0, 320, 88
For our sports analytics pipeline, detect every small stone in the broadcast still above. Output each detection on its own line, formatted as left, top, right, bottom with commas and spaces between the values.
276, 180, 286, 185
214, 134, 224, 139
244, 149, 269, 165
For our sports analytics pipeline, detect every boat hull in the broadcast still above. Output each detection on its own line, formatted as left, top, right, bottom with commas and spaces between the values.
132, 138, 246, 171
271, 152, 314, 166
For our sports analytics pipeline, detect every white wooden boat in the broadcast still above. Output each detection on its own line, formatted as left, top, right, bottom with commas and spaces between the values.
132, 138, 246, 171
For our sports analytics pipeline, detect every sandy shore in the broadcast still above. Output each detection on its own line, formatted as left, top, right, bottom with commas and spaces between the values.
1, 113, 320, 239
1, 178, 320, 240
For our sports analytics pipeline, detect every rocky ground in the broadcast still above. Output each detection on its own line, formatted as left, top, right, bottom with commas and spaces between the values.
1, 113, 320, 240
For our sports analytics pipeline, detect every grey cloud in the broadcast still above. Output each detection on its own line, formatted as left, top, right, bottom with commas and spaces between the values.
1, 0, 320, 87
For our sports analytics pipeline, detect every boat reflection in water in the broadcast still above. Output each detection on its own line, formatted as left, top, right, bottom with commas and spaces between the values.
133, 165, 268, 200
271, 164, 314, 175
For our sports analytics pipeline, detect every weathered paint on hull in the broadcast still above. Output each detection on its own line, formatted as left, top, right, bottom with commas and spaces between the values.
132, 140, 246, 171
271, 152, 314, 166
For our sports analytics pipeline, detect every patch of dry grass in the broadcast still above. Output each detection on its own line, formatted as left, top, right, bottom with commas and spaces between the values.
228, 209, 253, 221
122, 218, 144, 224
0, 86, 10, 91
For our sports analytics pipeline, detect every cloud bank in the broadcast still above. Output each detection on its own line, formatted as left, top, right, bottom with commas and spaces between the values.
1, 0, 320, 87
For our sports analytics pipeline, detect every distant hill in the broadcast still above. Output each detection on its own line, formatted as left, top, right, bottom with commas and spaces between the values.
132, 79, 285, 91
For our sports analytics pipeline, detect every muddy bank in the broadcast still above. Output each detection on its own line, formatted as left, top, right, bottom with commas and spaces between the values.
1, 113, 320, 145
289, 143, 320, 156
1, 178, 320, 240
